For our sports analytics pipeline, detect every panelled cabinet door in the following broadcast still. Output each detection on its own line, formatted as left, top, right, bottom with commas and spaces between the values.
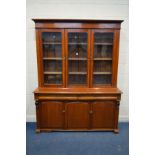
65, 29, 90, 87
91, 30, 115, 87
66, 102, 90, 129
91, 101, 115, 129
40, 29, 65, 87
39, 101, 64, 129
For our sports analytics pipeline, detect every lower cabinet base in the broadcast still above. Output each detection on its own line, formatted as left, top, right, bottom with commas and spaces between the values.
35, 100, 120, 134
34, 89, 122, 134
35, 128, 119, 134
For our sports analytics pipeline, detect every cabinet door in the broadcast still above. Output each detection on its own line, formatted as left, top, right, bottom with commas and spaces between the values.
39, 29, 65, 87
39, 101, 64, 129
91, 101, 115, 129
91, 29, 115, 87
65, 29, 91, 87
66, 102, 90, 129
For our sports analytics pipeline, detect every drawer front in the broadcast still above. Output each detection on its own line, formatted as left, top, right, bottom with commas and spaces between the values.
36, 94, 119, 101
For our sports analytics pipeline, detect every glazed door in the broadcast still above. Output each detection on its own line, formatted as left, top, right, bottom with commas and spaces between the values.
91, 30, 115, 87
91, 101, 115, 129
65, 29, 91, 87
39, 101, 64, 129
40, 29, 65, 87
66, 102, 90, 129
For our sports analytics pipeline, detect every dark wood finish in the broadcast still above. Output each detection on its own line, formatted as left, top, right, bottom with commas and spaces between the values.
32, 19, 124, 23
112, 30, 120, 86
91, 101, 115, 129
32, 19, 123, 29
66, 102, 89, 129
114, 100, 120, 132
39, 101, 64, 129
35, 29, 43, 86
34, 87, 122, 94
33, 19, 123, 133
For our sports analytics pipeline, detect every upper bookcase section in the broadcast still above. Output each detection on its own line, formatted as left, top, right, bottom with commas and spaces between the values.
32, 19, 124, 29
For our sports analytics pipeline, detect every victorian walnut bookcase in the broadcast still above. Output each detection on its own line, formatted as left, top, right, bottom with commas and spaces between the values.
33, 19, 123, 133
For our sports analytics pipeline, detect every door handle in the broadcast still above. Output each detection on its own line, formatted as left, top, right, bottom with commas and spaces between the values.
89, 110, 93, 114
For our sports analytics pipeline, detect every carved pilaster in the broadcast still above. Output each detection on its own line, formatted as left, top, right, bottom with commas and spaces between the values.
116, 100, 120, 107
113, 99, 120, 133
35, 100, 39, 108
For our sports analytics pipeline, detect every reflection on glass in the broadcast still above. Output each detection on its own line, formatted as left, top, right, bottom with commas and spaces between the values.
94, 45, 112, 58
68, 33, 87, 43
44, 74, 62, 84
44, 60, 62, 72
42, 32, 61, 43
69, 60, 87, 72
94, 33, 113, 43
69, 75, 86, 85
68, 44, 87, 58
43, 44, 62, 58
94, 61, 112, 72
93, 75, 112, 85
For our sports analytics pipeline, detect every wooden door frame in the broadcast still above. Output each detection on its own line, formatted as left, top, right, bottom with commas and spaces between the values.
65, 29, 91, 88
36, 29, 65, 87
91, 101, 115, 129
90, 29, 118, 87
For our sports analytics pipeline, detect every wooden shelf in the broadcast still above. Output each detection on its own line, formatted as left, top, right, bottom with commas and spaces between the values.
69, 72, 87, 75
94, 43, 113, 45
93, 72, 112, 75
68, 43, 87, 45
94, 58, 112, 60
43, 42, 61, 45
68, 58, 87, 60
69, 37, 87, 39
44, 72, 62, 74
43, 57, 62, 60
44, 83, 62, 85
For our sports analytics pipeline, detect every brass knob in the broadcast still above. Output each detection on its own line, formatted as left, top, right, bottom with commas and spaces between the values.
62, 110, 66, 113
89, 110, 93, 114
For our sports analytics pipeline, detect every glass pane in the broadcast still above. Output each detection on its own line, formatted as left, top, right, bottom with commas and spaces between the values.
68, 33, 87, 59
68, 33, 87, 43
94, 45, 112, 58
43, 44, 62, 58
94, 32, 113, 59
42, 32, 61, 43
93, 32, 113, 86
44, 60, 62, 72
94, 61, 112, 72
94, 33, 113, 43
42, 32, 63, 85
69, 75, 86, 85
68, 32, 88, 86
93, 75, 112, 85
68, 44, 87, 58
69, 60, 87, 72
44, 75, 62, 84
